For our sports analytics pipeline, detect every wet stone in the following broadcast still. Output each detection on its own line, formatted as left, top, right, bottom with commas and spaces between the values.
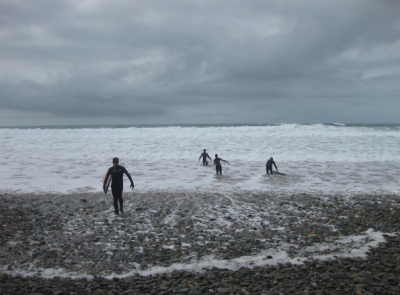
1, 193, 400, 295
217, 287, 231, 293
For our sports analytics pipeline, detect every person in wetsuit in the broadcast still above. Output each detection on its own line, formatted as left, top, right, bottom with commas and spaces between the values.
199, 149, 212, 165
103, 157, 134, 215
266, 157, 278, 174
214, 154, 229, 175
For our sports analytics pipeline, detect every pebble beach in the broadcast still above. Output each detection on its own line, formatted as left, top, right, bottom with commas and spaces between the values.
1, 191, 399, 294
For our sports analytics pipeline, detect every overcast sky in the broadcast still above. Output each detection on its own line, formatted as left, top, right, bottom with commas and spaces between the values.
0, 0, 399, 126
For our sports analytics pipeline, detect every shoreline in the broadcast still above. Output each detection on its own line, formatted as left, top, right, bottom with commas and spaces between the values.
1, 235, 398, 294
1, 192, 399, 294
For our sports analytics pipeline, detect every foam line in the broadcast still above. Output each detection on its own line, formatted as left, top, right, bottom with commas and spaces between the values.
0, 229, 391, 279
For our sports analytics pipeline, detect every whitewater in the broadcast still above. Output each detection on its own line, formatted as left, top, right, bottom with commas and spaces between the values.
1, 123, 400, 195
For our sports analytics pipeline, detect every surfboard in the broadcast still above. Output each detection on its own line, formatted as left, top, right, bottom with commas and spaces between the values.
273, 171, 286, 176
103, 174, 112, 193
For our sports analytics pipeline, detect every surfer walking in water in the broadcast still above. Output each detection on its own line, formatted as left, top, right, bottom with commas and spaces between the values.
266, 157, 278, 174
214, 154, 229, 175
103, 157, 134, 215
199, 149, 212, 165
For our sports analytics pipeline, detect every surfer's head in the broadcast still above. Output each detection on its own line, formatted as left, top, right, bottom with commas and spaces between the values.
215, 154, 218, 158
112, 157, 119, 164
270, 157, 273, 160
203, 149, 206, 152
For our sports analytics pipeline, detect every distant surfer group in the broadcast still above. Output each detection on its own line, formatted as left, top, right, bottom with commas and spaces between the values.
198, 149, 229, 175
199, 149, 278, 175
103, 150, 279, 215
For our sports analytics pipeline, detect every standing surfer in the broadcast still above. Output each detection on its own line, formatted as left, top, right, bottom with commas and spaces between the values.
214, 154, 229, 175
199, 149, 212, 165
103, 157, 134, 215
266, 157, 278, 174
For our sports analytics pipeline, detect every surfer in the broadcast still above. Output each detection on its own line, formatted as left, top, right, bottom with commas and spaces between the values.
199, 149, 212, 165
214, 154, 229, 175
266, 157, 278, 174
103, 157, 134, 215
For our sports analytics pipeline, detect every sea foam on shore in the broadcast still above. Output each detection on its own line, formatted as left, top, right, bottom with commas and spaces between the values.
1, 191, 399, 279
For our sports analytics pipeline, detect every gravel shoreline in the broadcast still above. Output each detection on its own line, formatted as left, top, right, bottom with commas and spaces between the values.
1, 191, 399, 294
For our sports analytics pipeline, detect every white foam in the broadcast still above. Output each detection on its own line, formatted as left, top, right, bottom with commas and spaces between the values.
1, 229, 391, 279
0, 264, 94, 280
105, 250, 302, 278
1, 124, 400, 194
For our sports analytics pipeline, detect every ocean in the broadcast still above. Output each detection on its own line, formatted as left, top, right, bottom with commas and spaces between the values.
1, 123, 399, 195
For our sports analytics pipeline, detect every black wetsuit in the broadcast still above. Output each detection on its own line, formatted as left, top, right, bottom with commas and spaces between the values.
199, 152, 211, 165
214, 157, 225, 175
104, 164, 134, 214
266, 159, 278, 174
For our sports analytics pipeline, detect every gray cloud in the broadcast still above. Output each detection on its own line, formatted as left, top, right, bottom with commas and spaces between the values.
0, 0, 399, 126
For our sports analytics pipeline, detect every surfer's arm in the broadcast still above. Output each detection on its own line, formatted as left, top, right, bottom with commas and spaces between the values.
274, 162, 278, 170
123, 168, 135, 188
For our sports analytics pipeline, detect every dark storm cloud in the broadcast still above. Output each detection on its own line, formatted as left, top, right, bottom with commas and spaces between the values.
0, 0, 399, 125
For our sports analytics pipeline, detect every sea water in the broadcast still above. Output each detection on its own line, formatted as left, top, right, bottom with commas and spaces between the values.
1, 123, 399, 195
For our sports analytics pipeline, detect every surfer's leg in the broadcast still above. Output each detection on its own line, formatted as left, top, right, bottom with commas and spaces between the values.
114, 196, 119, 214
111, 187, 122, 215
112, 193, 119, 214
217, 165, 222, 175
111, 187, 117, 213
119, 194, 124, 213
